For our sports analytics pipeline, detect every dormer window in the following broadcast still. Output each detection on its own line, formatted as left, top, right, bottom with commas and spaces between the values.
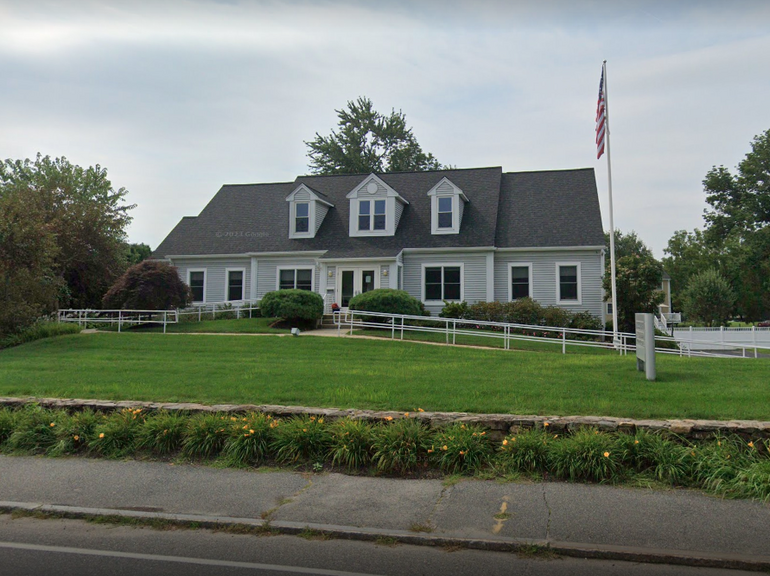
359, 199, 386, 231
295, 202, 309, 233
347, 174, 408, 237
286, 184, 333, 240
437, 197, 453, 229
427, 178, 468, 235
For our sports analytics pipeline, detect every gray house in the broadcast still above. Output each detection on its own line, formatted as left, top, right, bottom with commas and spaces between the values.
153, 167, 606, 320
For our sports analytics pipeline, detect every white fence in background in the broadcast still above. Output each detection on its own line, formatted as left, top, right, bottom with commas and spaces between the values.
334, 310, 770, 358
672, 326, 770, 351
177, 299, 260, 321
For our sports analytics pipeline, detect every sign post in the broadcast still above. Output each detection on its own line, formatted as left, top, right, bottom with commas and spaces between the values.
635, 313, 656, 381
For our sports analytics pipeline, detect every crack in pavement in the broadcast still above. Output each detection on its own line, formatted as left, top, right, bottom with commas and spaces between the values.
423, 484, 453, 531
542, 484, 552, 541
260, 475, 314, 521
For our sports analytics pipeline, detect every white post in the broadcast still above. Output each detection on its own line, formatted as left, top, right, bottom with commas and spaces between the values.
753, 325, 757, 359
562, 328, 566, 354
401, 317, 404, 340
601, 61, 619, 346
118, 310, 122, 333
163, 311, 167, 334
453, 320, 457, 345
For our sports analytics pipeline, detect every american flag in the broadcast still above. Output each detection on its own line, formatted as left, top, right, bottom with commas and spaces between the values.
596, 68, 606, 159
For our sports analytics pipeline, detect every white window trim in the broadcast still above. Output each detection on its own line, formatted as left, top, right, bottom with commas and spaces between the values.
187, 268, 207, 303
275, 266, 316, 292
556, 262, 582, 305
289, 200, 316, 239
225, 267, 246, 302
357, 199, 387, 232
421, 262, 464, 303
430, 195, 460, 234
508, 263, 533, 302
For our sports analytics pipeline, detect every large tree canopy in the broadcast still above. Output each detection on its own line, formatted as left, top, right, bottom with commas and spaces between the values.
604, 230, 664, 333
305, 97, 443, 175
0, 154, 134, 310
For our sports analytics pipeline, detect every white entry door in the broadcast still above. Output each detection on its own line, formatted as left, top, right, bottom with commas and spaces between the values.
338, 268, 379, 308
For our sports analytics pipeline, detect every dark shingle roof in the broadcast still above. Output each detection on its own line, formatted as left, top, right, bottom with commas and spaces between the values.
153, 166, 603, 258
495, 169, 604, 248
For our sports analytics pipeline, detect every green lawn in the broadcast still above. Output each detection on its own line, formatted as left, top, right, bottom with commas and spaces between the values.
139, 317, 288, 334
1, 332, 769, 421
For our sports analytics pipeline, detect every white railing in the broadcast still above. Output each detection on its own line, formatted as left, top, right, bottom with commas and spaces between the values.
654, 314, 671, 336
58, 309, 178, 333
177, 299, 260, 321
334, 310, 770, 358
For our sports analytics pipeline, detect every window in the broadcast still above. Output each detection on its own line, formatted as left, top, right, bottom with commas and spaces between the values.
437, 197, 453, 229
424, 265, 462, 301
510, 265, 530, 300
358, 200, 386, 231
189, 270, 205, 303
295, 202, 309, 233
227, 270, 244, 301
278, 268, 313, 291
558, 264, 580, 302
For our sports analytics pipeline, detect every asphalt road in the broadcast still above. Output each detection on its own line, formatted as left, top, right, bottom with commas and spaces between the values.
0, 515, 756, 576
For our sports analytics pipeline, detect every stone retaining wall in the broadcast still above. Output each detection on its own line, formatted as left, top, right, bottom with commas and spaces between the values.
2, 396, 769, 441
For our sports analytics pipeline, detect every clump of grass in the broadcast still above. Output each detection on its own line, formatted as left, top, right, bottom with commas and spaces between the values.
89, 408, 145, 457
271, 415, 331, 464
0, 321, 81, 349
371, 417, 432, 474
48, 409, 100, 456
221, 413, 275, 467
615, 430, 692, 485
0, 407, 18, 447
496, 428, 552, 474
430, 422, 493, 475
693, 434, 756, 494
328, 418, 375, 470
181, 412, 232, 459
5, 405, 63, 454
137, 411, 189, 455
727, 459, 770, 502
548, 428, 620, 482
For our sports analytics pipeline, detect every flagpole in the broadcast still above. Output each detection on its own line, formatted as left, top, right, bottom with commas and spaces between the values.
603, 60, 619, 343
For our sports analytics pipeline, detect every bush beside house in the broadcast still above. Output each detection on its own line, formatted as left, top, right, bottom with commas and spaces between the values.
348, 289, 426, 318
260, 290, 324, 325
440, 298, 602, 331
102, 261, 191, 310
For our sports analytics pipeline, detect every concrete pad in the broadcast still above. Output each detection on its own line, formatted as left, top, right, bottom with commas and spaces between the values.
272, 473, 443, 531
544, 482, 770, 556
0, 456, 307, 519
431, 480, 548, 540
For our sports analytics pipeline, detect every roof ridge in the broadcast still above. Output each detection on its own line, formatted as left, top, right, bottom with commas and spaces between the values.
504, 167, 594, 175
221, 181, 295, 187
296, 166, 503, 179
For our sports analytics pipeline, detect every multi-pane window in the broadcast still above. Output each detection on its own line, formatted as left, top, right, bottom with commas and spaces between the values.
227, 270, 244, 301
358, 200, 386, 231
437, 197, 453, 229
189, 271, 205, 302
424, 266, 461, 301
279, 269, 313, 291
295, 202, 309, 233
559, 265, 579, 301
511, 266, 530, 299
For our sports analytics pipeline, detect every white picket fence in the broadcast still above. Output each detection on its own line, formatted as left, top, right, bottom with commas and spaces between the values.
58, 309, 179, 333
672, 326, 770, 351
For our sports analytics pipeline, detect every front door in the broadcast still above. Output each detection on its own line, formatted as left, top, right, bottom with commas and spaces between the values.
338, 268, 378, 308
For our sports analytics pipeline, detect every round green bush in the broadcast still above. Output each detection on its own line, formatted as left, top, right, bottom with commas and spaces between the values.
260, 290, 324, 322
349, 289, 424, 317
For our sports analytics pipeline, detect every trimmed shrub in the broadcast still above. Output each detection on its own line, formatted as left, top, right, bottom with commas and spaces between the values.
259, 290, 323, 324
102, 260, 191, 310
506, 298, 544, 326
372, 417, 433, 474
438, 301, 470, 319
430, 422, 493, 474
328, 418, 375, 470
349, 289, 424, 318
446, 299, 602, 332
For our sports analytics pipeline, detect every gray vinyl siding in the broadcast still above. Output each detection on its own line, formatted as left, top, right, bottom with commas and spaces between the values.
293, 190, 311, 201
402, 252, 490, 315
494, 250, 604, 318
315, 203, 329, 234
255, 257, 320, 299
171, 257, 252, 303
395, 201, 404, 229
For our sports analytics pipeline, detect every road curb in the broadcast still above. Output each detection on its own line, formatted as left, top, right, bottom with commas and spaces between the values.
2, 501, 769, 572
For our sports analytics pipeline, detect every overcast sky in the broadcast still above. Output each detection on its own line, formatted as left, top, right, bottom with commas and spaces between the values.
2, 0, 769, 257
